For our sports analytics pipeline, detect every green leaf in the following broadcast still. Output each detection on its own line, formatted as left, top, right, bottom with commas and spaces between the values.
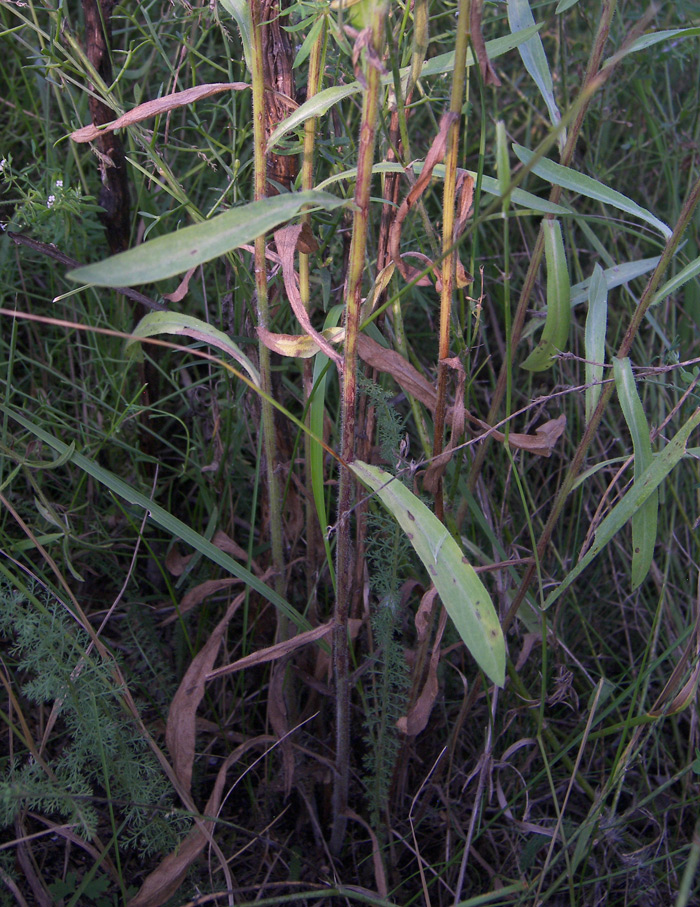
218, 0, 254, 73
496, 121, 511, 212
507, 0, 565, 152
606, 27, 700, 62
266, 26, 542, 151
584, 264, 608, 422
544, 406, 700, 610
521, 219, 570, 371
555, 0, 580, 11
316, 161, 569, 215
350, 461, 505, 687
513, 144, 673, 240
651, 255, 700, 308
67, 190, 346, 287
126, 312, 260, 387
570, 256, 661, 307
2, 405, 312, 635
613, 357, 657, 589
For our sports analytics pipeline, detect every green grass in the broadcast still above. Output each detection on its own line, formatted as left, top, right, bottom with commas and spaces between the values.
1, 0, 700, 904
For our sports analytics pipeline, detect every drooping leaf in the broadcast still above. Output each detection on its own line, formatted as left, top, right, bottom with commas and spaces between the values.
218, 0, 254, 73
68, 191, 346, 287
513, 144, 672, 239
126, 312, 260, 387
350, 461, 505, 686
584, 264, 608, 422
613, 357, 657, 589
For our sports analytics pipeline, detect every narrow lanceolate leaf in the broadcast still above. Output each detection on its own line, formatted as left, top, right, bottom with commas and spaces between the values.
584, 264, 608, 423
507, 0, 565, 152
2, 405, 310, 632
613, 357, 657, 590
496, 121, 511, 212
218, 0, 254, 73
126, 312, 260, 387
513, 144, 673, 240
350, 461, 505, 686
68, 191, 346, 287
544, 406, 700, 610
651, 255, 700, 309
521, 219, 570, 371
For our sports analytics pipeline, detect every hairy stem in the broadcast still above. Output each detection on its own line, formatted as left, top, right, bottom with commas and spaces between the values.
331, 0, 387, 856
250, 0, 286, 609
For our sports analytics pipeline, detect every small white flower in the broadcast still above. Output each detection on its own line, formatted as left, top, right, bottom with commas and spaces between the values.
47, 195, 56, 208
55, 179, 63, 188
0, 159, 6, 173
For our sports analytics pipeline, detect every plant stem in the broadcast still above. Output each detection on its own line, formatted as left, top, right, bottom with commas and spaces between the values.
331, 0, 387, 856
250, 0, 286, 609
433, 0, 472, 521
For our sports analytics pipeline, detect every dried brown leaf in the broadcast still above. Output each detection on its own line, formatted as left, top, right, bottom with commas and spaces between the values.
162, 267, 197, 303
206, 619, 334, 680
71, 83, 249, 143
128, 737, 274, 907
397, 606, 447, 736
165, 593, 244, 793
274, 225, 344, 369
161, 577, 242, 626
165, 546, 190, 577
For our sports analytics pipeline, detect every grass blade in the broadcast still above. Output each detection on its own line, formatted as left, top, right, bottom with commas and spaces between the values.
507, 0, 564, 152
584, 263, 608, 422
521, 219, 570, 371
543, 406, 700, 610
513, 144, 673, 239
613, 357, 657, 589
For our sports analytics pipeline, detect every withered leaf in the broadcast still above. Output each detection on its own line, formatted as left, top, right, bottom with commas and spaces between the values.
71, 83, 249, 143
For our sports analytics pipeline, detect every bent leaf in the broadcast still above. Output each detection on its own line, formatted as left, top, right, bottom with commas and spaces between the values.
544, 406, 700, 610
127, 312, 260, 386
350, 461, 505, 686
68, 190, 346, 287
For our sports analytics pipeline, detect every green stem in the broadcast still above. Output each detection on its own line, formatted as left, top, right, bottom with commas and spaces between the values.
331, 0, 387, 856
